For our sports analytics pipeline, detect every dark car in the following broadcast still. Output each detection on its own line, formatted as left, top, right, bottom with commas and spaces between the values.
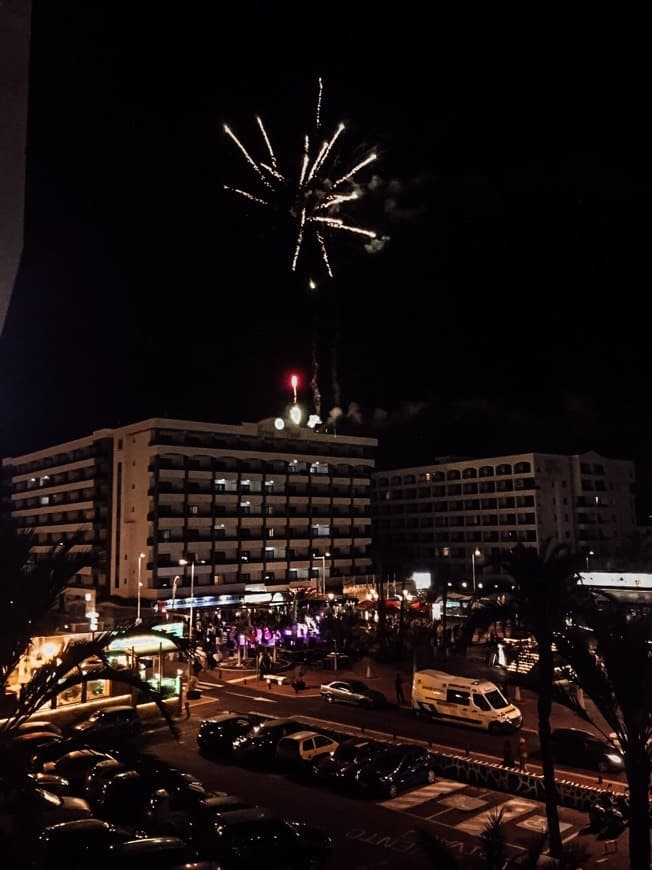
70, 705, 142, 745
197, 711, 266, 757
355, 744, 436, 798
9, 731, 66, 773
231, 717, 307, 765
0, 784, 92, 843
28, 771, 73, 796
96, 768, 212, 827
42, 748, 119, 791
312, 738, 385, 790
200, 806, 334, 868
35, 817, 139, 869
15, 720, 63, 738
84, 758, 128, 806
28, 735, 87, 772
319, 679, 387, 709
98, 835, 203, 869
549, 727, 625, 773
144, 789, 256, 844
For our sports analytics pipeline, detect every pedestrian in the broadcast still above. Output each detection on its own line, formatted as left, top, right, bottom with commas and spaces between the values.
518, 735, 528, 772
502, 738, 515, 768
395, 672, 406, 705
184, 699, 191, 719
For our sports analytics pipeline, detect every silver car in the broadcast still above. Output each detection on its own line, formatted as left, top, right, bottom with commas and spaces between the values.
320, 679, 387, 708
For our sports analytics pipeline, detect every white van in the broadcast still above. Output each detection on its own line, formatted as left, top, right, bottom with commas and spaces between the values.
411, 669, 522, 733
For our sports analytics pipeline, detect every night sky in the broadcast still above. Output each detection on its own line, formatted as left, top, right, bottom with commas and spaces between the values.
2, 4, 651, 510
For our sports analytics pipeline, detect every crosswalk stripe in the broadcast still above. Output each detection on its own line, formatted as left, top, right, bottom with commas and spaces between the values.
455, 797, 539, 835
379, 780, 466, 809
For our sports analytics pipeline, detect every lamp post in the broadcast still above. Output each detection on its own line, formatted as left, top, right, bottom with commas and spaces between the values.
585, 550, 595, 572
136, 552, 146, 625
171, 575, 181, 612
471, 548, 481, 594
319, 552, 331, 597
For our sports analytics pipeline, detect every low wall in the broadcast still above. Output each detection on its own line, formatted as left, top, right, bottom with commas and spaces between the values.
432, 750, 605, 812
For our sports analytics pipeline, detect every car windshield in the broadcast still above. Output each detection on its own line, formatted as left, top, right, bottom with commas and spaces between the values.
485, 689, 509, 710
347, 682, 368, 693
335, 744, 358, 761
374, 751, 404, 772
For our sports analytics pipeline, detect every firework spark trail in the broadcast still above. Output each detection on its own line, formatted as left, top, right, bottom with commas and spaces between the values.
291, 208, 307, 272
315, 77, 323, 129
256, 115, 277, 168
223, 186, 270, 206
224, 79, 378, 277
311, 216, 376, 238
223, 124, 272, 188
332, 152, 378, 189
315, 231, 333, 278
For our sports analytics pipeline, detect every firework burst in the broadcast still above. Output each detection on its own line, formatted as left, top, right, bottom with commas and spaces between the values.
224, 78, 377, 278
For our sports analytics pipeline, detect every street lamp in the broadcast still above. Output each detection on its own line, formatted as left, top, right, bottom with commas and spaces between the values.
318, 552, 331, 597
179, 558, 206, 641
171, 575, 181, 612
471, 548, 482, 594
585, 550, 595, 572
136, 552, 146, 625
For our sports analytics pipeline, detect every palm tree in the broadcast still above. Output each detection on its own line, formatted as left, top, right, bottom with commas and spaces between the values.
555, 599, 652, 870
0, 517, 183, 766
0, 519, 92, 695
462, 540, 585, 861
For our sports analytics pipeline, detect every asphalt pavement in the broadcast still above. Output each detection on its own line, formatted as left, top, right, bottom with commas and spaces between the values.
194, 645, 632, 867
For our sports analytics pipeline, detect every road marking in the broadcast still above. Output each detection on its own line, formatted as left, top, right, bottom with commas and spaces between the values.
196, 680, 224, 689
516, 815, 573, 834
224, 691, 278, 703
440, 794, 488, 812
455, 797, 539, 835
379, 780, 465, 809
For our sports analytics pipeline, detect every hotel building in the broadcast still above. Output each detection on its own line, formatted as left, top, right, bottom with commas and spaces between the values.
2, 417, 377, 611
372, 450, 636, 583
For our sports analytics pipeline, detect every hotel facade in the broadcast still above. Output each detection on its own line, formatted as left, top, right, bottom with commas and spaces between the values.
2, 417, 377, 611
372, 450, 637, 584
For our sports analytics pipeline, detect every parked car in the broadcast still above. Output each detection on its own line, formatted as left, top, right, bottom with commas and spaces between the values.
549, 727, 625, 773
96, 768, 212, 828
99, 835, 204, 869
320, 679, 387, 709
28, 735, 87, 772
42, 748, 119, 791
231, 717, 307, 765
275, 730, 340, 775
9, 731, 66, 771
312, 738, 385, 790
27, 771, 72, 796
0, 783, 93, 841
355, 744, 436, 798
84, 758, 128, 806
144, 789, 256, 843
34, 817, 139, 869
70, 705, 142, 745
197, 711, 266, 757
197, 806, 334, 868
15, 720, 63, 738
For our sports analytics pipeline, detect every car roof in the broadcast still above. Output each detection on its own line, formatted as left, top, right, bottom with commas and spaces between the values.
280, 730, 331, 741
552, 727, 605, 739
214, 807, 273, 826
99, 705, 138, 715
40, 818, 117, 837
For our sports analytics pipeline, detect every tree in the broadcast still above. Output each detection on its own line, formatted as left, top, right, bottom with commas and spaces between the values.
462, 541, 585, 861
555, 599, 652, 870
0, 520, 92, 695
0, 517, 183, 770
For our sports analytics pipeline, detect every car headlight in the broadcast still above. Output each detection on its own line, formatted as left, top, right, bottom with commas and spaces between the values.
606, 753, 622, 765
